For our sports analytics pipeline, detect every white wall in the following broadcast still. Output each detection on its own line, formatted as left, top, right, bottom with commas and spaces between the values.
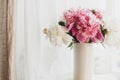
15, 0, 120, 80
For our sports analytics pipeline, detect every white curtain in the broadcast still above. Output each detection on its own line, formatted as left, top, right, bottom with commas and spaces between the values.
15, 0, 120, 80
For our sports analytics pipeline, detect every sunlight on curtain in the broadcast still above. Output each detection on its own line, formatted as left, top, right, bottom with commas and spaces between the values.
15, 0, 120, 80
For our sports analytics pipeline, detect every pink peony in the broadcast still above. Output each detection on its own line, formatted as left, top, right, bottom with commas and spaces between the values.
64, 8, 104, 43
94, 10, 103, 20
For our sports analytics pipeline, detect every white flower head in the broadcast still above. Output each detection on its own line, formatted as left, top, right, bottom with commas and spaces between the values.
43, 25, 73, 46
103, 19, 120, 49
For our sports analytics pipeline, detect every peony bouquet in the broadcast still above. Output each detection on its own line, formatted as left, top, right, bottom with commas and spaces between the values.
43, 8, 120, 48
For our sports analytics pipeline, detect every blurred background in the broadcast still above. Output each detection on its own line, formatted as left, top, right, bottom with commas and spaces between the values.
0, 0, 120, 80
15, 0, 120, 80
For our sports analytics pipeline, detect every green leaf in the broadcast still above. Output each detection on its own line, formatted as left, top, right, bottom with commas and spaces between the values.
68, 42, 73, 48
101, 43, 105, 48
102, 29, 108, 37
88, 39, 92, 43
91, 9, 96, 14
58, 21, 65, 26
72, 37, 79, 43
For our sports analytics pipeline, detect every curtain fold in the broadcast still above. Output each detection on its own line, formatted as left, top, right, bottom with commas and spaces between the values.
7, 0, 16, 80
0, 0, 8, 80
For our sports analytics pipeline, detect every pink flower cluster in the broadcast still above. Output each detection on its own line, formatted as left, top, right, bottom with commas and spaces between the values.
64, 9, 104, 43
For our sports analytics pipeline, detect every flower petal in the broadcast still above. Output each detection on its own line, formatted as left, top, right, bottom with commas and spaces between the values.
97, 29, 104, 41
76, 33, 88, 43
71, 27, 78, 36
91, 37, 98, 43
85, 37, 90, 43
91, 29, 104, 42
67, 22, 74, 31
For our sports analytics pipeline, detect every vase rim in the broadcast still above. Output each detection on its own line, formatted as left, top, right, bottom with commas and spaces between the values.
74, 43, 94, 44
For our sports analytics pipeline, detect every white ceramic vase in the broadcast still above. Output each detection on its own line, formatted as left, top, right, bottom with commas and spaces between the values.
74, 43, 94, 80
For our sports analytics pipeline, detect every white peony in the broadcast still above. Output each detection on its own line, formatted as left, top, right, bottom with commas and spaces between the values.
43, 25, 73, 46
103, 19, 120, 48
